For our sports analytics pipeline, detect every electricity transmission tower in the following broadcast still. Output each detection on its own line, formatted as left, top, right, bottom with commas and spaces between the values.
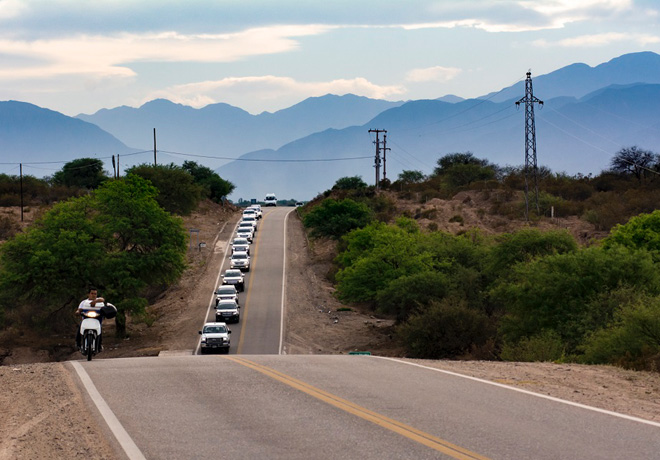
515, 71, 543, 220
368, 129, 387, 189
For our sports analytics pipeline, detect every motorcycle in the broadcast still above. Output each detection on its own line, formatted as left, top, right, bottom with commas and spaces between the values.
79, 303, 117, 361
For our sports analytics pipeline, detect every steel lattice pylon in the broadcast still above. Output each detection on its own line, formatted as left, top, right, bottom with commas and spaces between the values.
515, 71, 543, 219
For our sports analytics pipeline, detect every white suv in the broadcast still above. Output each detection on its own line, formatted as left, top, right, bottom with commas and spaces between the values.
264, 194, 277, 207
230, 251, 250, 271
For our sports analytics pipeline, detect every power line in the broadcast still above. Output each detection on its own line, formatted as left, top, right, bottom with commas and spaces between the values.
159, 150, 371, 163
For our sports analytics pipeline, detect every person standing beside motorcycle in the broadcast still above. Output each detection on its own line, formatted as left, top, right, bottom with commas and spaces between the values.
76, 287, 105, 349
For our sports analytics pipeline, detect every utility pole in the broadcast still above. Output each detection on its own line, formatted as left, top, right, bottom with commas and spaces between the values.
382, 133, 391, 181
153, 128, 157, 166
368, 129, 387, 189
19, 163, 23, 222
515, 71, 543, 220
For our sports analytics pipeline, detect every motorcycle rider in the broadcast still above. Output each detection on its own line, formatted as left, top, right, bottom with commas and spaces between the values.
76, 287, 105, 350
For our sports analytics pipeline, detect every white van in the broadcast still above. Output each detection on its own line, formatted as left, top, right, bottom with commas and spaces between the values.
264, 194, 277, 207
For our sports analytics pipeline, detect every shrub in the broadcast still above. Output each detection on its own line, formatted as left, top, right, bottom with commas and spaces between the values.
500, 330, 565, 362
580, 298, 660, 371
448, 214, 464, 224
396, 299, 493, 359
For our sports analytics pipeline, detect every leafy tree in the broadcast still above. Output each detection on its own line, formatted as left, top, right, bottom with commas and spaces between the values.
581, 297, 660, 370
376, 271, 450, 321
52, 158, 109, 189
181, 161, 235, 203
302, 198, 372, 239
0, 175, 188, 336
127, 164, 204, 215
492, 246, 660, 354
603, 210, 660, 260
610, 146, 658, 182
433, 152, 489, 175
487, 228, 578, 279
432, 152, 496, 188
332, 176, 368, 190
397, 170, 425, 184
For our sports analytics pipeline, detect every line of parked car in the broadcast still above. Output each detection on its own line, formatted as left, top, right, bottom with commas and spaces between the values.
199, 204, 263, 354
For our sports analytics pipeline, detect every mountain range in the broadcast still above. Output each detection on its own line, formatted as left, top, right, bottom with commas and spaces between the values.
2, 51, 660, 200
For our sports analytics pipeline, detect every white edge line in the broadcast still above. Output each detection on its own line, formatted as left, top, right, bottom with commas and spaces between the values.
70, 361, 147, 460
373, 356, 660, 428
194, 220, 236, 355
279, 209, 295, 354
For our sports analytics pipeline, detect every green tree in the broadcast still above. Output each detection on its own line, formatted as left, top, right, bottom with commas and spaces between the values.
332, 176, 368, 190
127, 164, 204, 215
335, 224, 432, 303
432, 152, 496, 188
397, 170, 425, 184
182, 161, 235, 203
52, 158, 109, 189
302, 198, 372, 239
581, 297, 660, 370
492, 246, 660, 354
376, 271, 450, 321
0, 175, 188, 336
603, 210, 660, 260
487, 229, 578, 279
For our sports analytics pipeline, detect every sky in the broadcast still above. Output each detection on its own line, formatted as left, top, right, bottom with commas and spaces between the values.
1, 0, 659, 116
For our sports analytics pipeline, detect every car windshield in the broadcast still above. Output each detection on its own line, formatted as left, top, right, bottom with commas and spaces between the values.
233, 253, 248, 259
243, 216, 255, 221
217, 303, 237, 310
238, 223, 252, 228
225, 270, 242, 277
203, 325, 227, 333
233, 239, 248, 245
216, 287, 236, 295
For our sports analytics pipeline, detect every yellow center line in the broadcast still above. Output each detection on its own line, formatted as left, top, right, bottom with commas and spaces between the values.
227, 357, 490, 460
236, 216, 264, 354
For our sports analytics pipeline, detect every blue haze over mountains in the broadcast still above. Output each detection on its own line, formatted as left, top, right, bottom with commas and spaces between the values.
2, 52, 660, 201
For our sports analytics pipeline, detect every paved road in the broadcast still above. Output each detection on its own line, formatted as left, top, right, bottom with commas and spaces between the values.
73, 355, 660, 460
199, 206, 292, 355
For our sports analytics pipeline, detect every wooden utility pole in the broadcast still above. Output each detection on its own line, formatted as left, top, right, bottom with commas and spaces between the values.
153, 128, 157, 166
368, 129, 387, 189
19, 163, 23, 222
382, 133, 391, 181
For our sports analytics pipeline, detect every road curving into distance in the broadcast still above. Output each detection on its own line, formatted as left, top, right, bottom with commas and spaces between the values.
70, 205, 660, 460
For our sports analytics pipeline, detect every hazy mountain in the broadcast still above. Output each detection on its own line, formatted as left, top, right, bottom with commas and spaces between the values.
0, 101, 132, 171
219, 83, 660, 201
77, 94, 404, 169
483, 51, 660, 103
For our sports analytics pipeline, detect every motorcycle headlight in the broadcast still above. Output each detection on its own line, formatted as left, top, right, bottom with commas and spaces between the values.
86, 311, 100, 318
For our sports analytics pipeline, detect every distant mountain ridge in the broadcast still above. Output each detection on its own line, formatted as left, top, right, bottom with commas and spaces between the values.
483, 51, 660, 102
0, 101, 132, 169
76, 94, 405, 169
2, 51, 660, 201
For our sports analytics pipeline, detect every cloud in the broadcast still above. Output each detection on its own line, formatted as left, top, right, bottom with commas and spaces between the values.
0, 24, 333, 80
406, 66, 462, 83
146, 75, 406, 113
534, 32, 660, 47
0, 0, 26, 20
